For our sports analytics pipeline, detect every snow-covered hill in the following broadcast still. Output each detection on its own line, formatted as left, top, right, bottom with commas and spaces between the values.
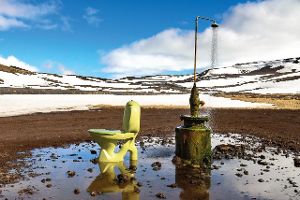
0, 57, 299, 94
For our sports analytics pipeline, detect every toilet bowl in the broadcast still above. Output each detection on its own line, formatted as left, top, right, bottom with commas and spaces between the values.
88, 100, 141, 162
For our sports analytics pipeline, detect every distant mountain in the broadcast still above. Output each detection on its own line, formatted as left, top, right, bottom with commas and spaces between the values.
0, 57, 299, 94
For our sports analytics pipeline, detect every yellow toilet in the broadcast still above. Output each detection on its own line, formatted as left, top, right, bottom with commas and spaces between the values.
88, 100, 141, 162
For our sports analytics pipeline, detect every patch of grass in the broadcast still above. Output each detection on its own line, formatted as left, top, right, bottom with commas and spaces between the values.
216, 93, 300, 109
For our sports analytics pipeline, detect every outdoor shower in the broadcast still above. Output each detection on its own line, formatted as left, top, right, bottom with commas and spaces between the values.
175, 16, 218, 167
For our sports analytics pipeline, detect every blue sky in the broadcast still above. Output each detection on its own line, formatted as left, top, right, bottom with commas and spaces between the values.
0, 0, 300, 78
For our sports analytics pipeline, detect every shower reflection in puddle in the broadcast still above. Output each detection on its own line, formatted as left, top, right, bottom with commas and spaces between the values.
1, 133, 299, 200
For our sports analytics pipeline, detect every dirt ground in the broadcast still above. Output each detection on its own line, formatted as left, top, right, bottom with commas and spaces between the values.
0, 107, 299, 176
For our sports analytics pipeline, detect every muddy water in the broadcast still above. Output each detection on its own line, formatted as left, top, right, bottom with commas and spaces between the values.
0, 134, 299, 200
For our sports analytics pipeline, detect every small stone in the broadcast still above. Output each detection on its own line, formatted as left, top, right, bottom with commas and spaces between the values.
259, 155, 266, 159
166, 183, 177, 188
90, 191, 96, 196
151, 162, 162, 171
46, 184, 52, 188
243, 170, 249, 175
129, 165, 137, 171
212, 165, 220, 170
240, 163, 247, 167
258, 160, 268, 166
67, 171, 76, 177
294, 157, 300, 167
258, 178, 264, 182
90, 150, 97, 155
87, 168, 93, 173
235, 173, 243, 177
116, 174, 130, 184
74, 188, 80, 194
90, 158, 98, 164
155, 192, 166, 199
137, 182, 143, 187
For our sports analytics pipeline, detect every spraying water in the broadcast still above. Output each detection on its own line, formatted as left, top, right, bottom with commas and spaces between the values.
210, 23, 218, 69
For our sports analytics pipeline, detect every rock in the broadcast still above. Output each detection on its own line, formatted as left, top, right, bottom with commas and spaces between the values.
46, 184, 52, 188
74, 188, 80, 195
67, 171, 76, 177
90, 158, 98, 164
90, 150, 97, 155
155, 192, 166, 199
258, 178, 264, 182
294, 157, 300, 167
258, 160, 268, 166
137, 182, 143, 187
212, 165, 220, 170
243, 170, 249, 175
213, 144, 247, 160
87, 168, 93, 173
129, 165, 137, 171
116, 174, 130, 185
259, 155, 266, 159
151, 162, 162, 171
240, 163, 247, 167
235, 173, 243, 177
166, 183, 177, 188
90, 191, 96, 196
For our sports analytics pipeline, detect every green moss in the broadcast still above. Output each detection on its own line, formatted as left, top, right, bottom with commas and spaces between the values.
175, 126, 211, 167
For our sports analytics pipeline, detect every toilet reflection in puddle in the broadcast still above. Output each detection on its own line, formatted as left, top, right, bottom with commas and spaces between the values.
87, 161, 139, 200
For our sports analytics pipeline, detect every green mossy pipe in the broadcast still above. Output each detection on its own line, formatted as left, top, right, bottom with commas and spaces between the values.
175, 125, 211, 166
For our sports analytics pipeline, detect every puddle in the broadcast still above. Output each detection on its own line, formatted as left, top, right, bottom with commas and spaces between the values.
0, 133, 299, 200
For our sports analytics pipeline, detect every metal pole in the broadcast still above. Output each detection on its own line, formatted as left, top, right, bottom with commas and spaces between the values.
193, 17, 198, 83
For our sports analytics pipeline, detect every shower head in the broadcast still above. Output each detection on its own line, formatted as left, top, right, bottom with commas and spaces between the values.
211, 22, 219, 28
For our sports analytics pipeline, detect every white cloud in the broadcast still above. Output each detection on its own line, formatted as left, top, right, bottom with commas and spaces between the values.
0, 15, 28, 30
0, 55, 38, 71
0, 0, 60, 31
101, 0, 300, 77
83, 7, 102, 26
44, 60, 74, 75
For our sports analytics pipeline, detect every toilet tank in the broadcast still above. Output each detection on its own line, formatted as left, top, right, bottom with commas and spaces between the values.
122, 100, 141, 133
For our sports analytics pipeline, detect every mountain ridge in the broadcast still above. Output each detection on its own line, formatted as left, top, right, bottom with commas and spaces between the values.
0, 57, 299, 95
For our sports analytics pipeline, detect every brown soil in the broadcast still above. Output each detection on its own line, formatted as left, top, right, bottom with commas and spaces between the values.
0, 107, 299, 183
